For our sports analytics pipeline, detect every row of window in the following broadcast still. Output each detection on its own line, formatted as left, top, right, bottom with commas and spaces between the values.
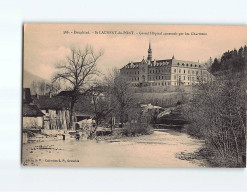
149, 69, 170, 74
125, 68, 206, 75
177, 63, 201, 68
174, 68, 202, 75
173, 75, 207, 81
146, 82, 171, 86
126, 71, 140, 75
125, 69, 171, 75
130, 77, 140, 81
174, 75, 195, 81
129, 75, 171, 81
149, 75, 170, 80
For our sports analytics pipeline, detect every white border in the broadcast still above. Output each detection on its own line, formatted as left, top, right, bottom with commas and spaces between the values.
0, 0, 247, 192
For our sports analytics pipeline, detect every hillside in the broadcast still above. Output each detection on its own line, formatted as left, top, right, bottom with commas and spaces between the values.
23, 70, 47, 88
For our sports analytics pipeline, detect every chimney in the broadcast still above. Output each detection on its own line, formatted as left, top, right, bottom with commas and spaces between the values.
49, 91, 52, 98
23, 88, 32, 104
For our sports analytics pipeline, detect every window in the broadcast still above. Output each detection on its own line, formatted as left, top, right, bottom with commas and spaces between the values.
138, 71, 139, 74
184, 76, 185, 80
174, 69, 176, 73
188, 77, 190, 80
153, 70, 154, 73
184, 70, 186, 73
179, 69, 181, 73
162, 76, 164, 79
150, 70, 152, 73
159, 76, 160, 79
174, 75, 176, 79
188, 70, 190, 74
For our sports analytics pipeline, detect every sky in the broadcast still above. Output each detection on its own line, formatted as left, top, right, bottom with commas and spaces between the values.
24, 24, 247, 81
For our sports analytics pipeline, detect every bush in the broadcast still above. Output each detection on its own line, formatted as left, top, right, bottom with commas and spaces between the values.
181, 72, 246, 167
122, 123, 153, 136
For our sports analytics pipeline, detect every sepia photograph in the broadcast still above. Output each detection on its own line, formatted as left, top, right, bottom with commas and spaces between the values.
22, 24, 246, 168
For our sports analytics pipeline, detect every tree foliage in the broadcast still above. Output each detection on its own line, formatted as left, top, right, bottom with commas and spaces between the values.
210, 45, 247, 74
53, 46, 103, 128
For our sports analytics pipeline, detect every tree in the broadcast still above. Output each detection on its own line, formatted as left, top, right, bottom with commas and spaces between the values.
31, 80, 51, 95
182, 70, 246, 167
53, 46, 103, 129
105, 68, 136, 127
238, 46, 244, 57
211, 58, 221, 73
88, 85, 112, 125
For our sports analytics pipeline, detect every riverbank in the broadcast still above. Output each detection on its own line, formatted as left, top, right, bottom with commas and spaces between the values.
22, 129, 209, 167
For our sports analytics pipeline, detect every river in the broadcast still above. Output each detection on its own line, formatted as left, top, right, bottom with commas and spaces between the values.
22, 129, 208, 167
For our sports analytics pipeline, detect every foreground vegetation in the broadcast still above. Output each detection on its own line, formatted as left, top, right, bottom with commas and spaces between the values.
182, 46, 247, 167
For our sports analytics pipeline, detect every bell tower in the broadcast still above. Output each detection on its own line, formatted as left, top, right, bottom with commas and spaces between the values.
147, 42, 152, 61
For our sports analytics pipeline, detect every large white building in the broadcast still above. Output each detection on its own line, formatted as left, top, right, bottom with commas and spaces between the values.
120, 43, 212, 87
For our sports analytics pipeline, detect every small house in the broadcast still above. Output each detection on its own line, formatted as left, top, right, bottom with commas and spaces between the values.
22, 88, 44, 130
33, 95, 71, 130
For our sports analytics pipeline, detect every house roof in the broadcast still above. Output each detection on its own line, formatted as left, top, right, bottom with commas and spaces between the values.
57, 90, 76, 97
33, 95, 71, 110
23, 104, 44, 117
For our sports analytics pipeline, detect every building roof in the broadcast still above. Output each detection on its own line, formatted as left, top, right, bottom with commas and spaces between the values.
33, 95, 71, 110
121, 58, 207, 69
23, 104, 44, 117
57, 90, 76, 97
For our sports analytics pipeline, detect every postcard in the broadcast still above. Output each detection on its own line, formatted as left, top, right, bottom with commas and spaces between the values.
22, 24, 246, 167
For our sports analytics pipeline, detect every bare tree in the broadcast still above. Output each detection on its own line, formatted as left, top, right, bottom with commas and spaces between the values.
53, 46, 103, 129
105, 68, 136, 127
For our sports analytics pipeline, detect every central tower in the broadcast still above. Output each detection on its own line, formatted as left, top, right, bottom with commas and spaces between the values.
147, 42, 152, 61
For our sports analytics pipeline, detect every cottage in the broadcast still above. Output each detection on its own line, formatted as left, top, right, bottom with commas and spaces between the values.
33, 95, 71, 130
22, 88, 44, 130
23, 104, 44, 129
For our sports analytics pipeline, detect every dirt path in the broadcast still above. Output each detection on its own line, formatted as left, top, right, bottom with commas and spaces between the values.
22, 129, 208, 167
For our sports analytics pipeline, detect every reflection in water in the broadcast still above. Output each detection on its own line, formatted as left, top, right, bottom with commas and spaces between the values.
22, 129, 207, 167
